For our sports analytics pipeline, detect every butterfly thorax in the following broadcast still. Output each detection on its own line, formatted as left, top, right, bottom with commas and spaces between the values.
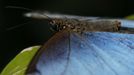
49, 18, 121, 33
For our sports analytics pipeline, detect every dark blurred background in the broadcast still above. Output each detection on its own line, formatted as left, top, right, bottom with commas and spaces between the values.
1, 0, 134, 72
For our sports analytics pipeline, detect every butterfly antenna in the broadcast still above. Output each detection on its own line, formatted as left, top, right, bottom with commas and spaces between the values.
6, 6, 52, 20
24, 11, 52, 21
4, 6, 35, 31
5, 6, 33, 11
5, 21, 32, 31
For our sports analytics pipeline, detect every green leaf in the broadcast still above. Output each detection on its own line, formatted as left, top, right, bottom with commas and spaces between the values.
125, 14, 134, 20
1, 46, 40, 75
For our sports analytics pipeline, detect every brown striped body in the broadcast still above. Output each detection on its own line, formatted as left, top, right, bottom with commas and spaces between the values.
50, 18, 121, 33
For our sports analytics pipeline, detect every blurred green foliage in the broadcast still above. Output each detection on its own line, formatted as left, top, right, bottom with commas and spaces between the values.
126, 14, 134, 20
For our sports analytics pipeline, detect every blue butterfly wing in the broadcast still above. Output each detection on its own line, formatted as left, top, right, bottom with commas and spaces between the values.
26, 31, 134, 75
80, 32, 134, 75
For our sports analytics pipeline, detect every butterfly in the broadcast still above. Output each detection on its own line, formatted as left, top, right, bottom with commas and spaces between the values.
24, 12, 134, 75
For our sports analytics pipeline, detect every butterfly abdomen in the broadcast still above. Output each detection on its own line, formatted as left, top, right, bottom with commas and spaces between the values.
50, 18, 121, 33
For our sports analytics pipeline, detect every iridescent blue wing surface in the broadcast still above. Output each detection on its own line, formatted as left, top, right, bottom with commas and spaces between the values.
26, 30, 134, 75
